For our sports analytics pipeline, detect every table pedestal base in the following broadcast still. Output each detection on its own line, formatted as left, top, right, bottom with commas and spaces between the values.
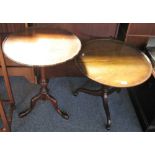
19, 67, 69, 120
73, 86, 120, 130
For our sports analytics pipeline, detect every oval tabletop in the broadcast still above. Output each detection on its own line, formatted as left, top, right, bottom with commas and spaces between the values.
76, 39, 152, 88
2, 27, 81, 66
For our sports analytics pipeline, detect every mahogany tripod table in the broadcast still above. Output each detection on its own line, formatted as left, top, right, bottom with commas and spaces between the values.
2, 27, 81, 120
74, 39, 152, 129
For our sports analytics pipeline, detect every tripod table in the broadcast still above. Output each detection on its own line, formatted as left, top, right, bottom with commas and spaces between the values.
2, 27, 81, 120
74, 39, 152, 129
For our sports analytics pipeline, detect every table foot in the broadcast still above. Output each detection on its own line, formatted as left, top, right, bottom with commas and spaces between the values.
46, 93, 69, 120
73, 90, 79, 96
18, 93, 42, 118
18, 108, 32, 118
19, 92, 69, 120
56, 108, 69, 120
73, 86, 112, 130
106, 120, 111, 130
102, 89, 111, 130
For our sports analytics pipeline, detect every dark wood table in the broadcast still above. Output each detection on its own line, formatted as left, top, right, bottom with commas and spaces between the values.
74, 39, 152, 129
2, 27, 81, 121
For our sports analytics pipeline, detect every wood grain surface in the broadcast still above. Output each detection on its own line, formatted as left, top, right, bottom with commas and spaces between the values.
76, 39, 152, 87
2, 27, 81, 66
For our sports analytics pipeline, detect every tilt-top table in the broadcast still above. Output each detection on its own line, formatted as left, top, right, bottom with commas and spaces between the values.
2, 27, 81, 120
74, 39, 152, 129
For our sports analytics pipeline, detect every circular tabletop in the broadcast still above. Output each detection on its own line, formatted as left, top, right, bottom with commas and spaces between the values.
76, 39, 152, 88
2, 27, 81, 66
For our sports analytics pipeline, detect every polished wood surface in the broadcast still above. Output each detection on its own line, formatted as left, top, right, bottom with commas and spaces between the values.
0, 23, 119, 80
3, 27, 81, 66
32, 24, 119, 78
76, 39, 152, 88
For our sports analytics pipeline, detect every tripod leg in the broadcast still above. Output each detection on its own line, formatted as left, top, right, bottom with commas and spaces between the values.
18, 93, 42, 118
46, 94, 69, 120
73, 87, 102, 96
102, 88, 111, 130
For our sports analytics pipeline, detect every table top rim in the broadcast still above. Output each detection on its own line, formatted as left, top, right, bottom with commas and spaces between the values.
2, 27, 82, 66
75, 38, 153, 88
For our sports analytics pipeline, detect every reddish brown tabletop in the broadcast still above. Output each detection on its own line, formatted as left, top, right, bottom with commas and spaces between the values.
2, 27, 81, 66
76, 39, 152, 88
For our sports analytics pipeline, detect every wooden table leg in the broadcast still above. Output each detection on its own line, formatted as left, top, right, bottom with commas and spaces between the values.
19, 67, 69, 120
73, 85, 120, 130
102, 88, 111, 130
